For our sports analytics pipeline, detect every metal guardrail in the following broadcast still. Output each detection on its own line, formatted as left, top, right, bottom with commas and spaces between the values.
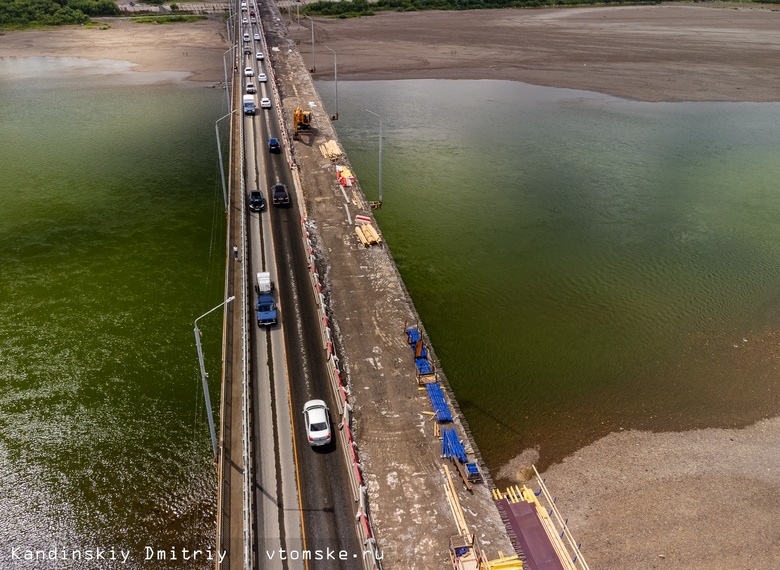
233, 10, 254, 566
532, 466, 591, 570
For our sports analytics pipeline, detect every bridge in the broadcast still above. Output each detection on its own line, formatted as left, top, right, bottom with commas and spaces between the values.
206, 1, 590, 568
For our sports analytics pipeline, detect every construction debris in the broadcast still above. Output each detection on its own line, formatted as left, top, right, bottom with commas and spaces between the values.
319, 139, 343, 160
355, 222, 382, 247
336, 165, 355, 187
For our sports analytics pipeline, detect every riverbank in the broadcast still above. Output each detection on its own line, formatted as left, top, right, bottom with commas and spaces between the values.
0, 16, 227, 83
299, 3, 780, 102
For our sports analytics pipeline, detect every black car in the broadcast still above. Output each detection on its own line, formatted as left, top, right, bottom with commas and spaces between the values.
272, 183, 289, 206
248, 190, 266, 212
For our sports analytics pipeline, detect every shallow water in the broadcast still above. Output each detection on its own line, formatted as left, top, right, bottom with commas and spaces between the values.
0, 57, 225, 566
320, 79, 780, 475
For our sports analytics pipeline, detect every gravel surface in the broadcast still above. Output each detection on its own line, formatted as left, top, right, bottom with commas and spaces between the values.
542, 418, 780, 569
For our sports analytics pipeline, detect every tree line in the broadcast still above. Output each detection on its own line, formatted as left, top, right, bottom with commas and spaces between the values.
0, 0, 119, 28
301, 0, 776, 18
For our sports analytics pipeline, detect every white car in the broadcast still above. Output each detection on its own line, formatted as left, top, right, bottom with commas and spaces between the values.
258, 73, 267, 83
245, 83, 256, 94
260, 98, 271, 109
303, 400, 331, 447
242, 17, 248, 25
254, 33, 261, 41
244, 67, 254, 77
256, 52, 264, 61
243, 33, 250, 43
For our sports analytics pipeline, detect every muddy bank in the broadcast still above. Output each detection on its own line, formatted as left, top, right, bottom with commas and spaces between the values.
298, 4, 780, 102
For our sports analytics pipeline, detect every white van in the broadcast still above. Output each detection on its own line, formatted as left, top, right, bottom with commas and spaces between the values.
242, 94, 256, 115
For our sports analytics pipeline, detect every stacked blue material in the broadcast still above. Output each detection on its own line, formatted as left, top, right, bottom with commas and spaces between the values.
426, 382, 452, 422
415, 357, 434, 375
405, 327, 435, 377
441, 426, 467, 463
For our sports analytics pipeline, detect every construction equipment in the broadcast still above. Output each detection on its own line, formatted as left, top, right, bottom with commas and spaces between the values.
292, 106, 313, 140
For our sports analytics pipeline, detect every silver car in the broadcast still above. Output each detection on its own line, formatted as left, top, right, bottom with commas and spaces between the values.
303, 400, 331, 447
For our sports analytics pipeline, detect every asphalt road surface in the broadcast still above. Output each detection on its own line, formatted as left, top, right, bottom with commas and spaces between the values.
241, 11, 362, 568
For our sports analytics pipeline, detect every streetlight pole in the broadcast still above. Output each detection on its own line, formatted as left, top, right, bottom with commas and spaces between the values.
324, 45, 338, 120
215, 110, 237, 212
365, 109, 383, 205
194, 295, 236, 461
225, 11, 236, 51
222, 45, 235, 111
305, 15, 316, 72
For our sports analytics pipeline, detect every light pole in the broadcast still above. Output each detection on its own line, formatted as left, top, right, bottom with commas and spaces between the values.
365, 109, 383, 206
305, 15, 316, 72
225, 11, 236, 50
222, 45, 236, 111
324, 45, 338, 120
194, 295, 236, 461
215, 110, 237, 212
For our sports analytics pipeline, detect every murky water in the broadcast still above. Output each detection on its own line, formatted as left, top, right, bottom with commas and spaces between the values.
0, 58, 225, 566
320, 79, 780, 477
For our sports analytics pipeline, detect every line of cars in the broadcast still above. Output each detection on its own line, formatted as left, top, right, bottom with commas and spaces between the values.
242, 2, 333, 452
253, 274, 332, 447
243, 8, 269, 113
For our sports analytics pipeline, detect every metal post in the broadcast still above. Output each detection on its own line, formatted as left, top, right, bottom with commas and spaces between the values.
305, 16, 316, 72
365, 109, 383, 205
324, 45, 338, 120
222, 46, 235, 112
225, 12, 236, 49
296, 2, 300, 30
215, 110, 237, 212
194, 295, 236, 460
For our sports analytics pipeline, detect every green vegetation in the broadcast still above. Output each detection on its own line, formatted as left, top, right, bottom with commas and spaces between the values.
0, 0, 119, 28
302, 0, 771, 17
132, 14, 207, 23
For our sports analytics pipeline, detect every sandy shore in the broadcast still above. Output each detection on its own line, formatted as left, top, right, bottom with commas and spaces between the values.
0, 16, 228, 83
3, 5, 779, 568
296, 3, 780, 102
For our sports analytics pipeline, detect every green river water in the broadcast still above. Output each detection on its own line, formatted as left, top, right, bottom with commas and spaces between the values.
3, 55, 780, 560
0, 58, 225, 565
319, 79, 780, 476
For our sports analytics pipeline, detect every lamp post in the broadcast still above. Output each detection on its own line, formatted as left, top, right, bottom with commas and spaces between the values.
194, 295, 236, 461
305, 15, 316, 72
225, 11, 236, 50
222, 45, 236, 111
215, 110, 237, 212
365, 109, 383, 205
324, 45, 338, 120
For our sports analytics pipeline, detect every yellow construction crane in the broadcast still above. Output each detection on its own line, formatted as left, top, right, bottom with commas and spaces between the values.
292, 106, 312, 140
